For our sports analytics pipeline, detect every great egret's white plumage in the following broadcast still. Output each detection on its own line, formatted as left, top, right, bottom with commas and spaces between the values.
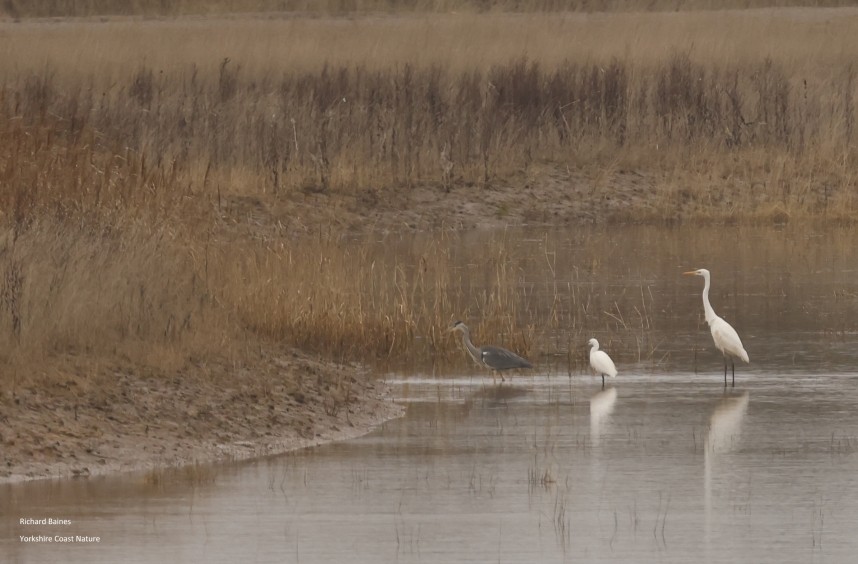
588, 338, 617, 389
684, 268, 749, 387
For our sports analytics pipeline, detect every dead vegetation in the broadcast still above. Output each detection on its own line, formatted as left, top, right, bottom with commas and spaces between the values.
0, 9, 856, 473
0, 9, 854, 373
3, 10, 857, 221
0, 9, 855, 379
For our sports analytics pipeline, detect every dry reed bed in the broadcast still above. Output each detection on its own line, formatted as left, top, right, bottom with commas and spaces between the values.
3, 10, 857, 220
212, 222, 858, 375
1, 9, 858, 382
3, 55, 856, 219
1, 214, 855, 385
0, 218, 661, 382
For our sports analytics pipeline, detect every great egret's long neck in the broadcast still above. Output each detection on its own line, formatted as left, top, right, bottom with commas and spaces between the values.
460, 328, 482, 363
701, 272, 717, 324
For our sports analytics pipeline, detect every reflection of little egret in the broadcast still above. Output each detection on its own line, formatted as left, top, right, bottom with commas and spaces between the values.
589, 387, 618, 447
684, 269, 749, 387
588, 338, 617, 389
449, 321, 532, 381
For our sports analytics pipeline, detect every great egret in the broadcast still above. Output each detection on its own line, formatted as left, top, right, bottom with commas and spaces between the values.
684, 268, 749, 387
588, 338, 617, 389
449, 321, 533, 381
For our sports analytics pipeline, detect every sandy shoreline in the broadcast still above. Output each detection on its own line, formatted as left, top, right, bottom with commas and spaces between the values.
0, 347, 405, 485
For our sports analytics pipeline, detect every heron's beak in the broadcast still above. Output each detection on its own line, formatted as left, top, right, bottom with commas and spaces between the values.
682, 270, 697, 276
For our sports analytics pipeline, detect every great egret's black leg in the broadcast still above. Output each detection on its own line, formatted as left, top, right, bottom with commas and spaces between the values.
601, 374, 605, 390
723, 357, 728, 387
731, 359, 735, 388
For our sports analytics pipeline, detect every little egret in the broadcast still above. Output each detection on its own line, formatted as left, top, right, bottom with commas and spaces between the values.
449, 321, 533, 381
684, 268, 749, 387
588, 338, 617, 389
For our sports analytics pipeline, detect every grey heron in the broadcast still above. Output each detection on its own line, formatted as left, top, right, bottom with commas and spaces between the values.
684, 268, 749, 387
449, 320, 533, 381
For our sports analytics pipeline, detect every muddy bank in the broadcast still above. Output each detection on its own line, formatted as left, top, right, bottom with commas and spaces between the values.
223, 164, 661, 237
224, 163, 796, 238
0, 346, 403, 484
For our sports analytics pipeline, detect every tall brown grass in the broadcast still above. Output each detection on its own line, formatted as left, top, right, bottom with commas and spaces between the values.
210, 230, 525, 362
1, 9, 857, 382
3, 54, 855, 213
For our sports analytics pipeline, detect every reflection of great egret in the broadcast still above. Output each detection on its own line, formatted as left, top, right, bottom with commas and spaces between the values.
707, 391, 750, 454
705, 390, 750, 552
589, 387, 618, 447
683, 269, 749, 387
588, 338, 617, 389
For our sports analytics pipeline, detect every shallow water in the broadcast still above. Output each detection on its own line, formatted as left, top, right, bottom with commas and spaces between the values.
4, 372, 858, 563
4, 225, 858, 563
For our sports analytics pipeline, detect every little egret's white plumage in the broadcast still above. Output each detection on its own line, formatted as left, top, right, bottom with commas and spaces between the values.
684, 268, 749, 387
588, 338, 617, 389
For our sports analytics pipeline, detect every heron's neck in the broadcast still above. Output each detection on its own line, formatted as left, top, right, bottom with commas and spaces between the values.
701, 274, 717, 324
460, 329, 482, 363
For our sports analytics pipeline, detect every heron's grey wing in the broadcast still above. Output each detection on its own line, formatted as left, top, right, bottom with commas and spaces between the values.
480, 346, 533, 370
